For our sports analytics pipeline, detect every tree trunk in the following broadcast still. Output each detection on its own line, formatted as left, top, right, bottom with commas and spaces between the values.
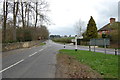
21, 2, 25, 28
13, 1, 19, 41
25, 2, 27, 27
27, 3, 30, 27
3, 0, 8, 42
35, 2, 38, 28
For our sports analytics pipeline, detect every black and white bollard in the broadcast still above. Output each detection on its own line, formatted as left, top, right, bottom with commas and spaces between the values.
64, 43, 65, 48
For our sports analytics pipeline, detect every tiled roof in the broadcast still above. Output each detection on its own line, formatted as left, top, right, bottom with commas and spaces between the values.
98, 21, 120, 32
98, 23, 111, 31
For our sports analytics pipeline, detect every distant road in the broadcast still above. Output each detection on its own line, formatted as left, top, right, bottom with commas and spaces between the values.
1, 40, 119, 78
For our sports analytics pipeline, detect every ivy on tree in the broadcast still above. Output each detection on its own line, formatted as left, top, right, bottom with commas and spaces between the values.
86, 16, 98, 40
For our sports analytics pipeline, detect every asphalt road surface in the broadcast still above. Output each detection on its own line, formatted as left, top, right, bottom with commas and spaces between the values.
66, 43, 120, 55
1, 40, 119, 78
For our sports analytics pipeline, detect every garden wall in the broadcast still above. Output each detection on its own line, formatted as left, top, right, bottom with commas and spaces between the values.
2, 40, 44, 52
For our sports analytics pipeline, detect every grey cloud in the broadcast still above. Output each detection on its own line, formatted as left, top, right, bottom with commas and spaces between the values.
50, 26, 76, 35
94, 1, 118, 29
118, 1, 120, 21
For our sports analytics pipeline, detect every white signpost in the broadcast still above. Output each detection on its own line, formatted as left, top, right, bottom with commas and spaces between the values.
75, 35, 78, 51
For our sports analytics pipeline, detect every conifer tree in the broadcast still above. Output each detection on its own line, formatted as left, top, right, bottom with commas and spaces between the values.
86, 16, 98, 40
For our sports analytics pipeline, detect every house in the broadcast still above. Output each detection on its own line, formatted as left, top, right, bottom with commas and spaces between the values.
98, 18, 118, 37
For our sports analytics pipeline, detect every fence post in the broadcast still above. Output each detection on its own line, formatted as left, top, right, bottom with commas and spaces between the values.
115, 49, 117, 55
89, 45, 91, 51
104, 39, 107, 54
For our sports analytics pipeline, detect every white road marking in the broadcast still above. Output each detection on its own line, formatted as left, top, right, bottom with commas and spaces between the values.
1, 46, 48, 73
0, 59, 24, 73
39, 48, 44, 51
29, 48, 45, 57
28, 52, 38, 57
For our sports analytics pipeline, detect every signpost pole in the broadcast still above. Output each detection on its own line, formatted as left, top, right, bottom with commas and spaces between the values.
104, 39, 106, 54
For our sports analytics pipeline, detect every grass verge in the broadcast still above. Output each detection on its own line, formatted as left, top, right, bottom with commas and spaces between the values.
35, 42, 46, 46
59, 49, 118, 78
40, 42, 46, 45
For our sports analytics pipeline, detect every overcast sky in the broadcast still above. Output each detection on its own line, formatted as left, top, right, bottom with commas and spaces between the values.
46, 0, 119, 36
0, 0, 119, 35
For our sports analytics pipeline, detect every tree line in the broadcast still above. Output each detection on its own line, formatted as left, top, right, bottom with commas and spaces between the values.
1, 0, 50, 43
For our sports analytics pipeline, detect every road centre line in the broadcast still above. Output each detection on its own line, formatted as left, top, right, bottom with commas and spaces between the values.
29, 48, 45, 57
1, 47, 47, 73
28, 52, 38, 57
39, 48, 44, 52
0, 59, 24, 73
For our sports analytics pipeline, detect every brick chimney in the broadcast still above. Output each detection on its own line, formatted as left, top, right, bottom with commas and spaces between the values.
110, 18, 115, 24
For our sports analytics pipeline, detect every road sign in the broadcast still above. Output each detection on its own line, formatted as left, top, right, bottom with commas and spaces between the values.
90, 38, 110, 54
90, 38, 110, 46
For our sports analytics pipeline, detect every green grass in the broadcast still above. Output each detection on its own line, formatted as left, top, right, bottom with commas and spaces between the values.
40, 42, 46, 46
59, 49, 119, 78
35, 42, 46, 47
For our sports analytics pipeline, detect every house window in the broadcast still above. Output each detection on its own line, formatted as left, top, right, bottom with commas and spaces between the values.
102, 31, 105, 34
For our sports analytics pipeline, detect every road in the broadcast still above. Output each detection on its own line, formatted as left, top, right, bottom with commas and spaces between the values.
66, 44, 120, 55
2, 40, 63, 78
1, 40, 119, 78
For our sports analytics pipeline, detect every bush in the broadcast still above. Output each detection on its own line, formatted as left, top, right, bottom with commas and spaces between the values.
3, 26, 49, 43
23, 29, 32, 41
52, 37, 73, 43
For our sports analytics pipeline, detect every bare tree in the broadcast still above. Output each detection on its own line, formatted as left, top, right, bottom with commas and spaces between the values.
74, 19, 85, 37
21, 2, 25, 28
29, 0, 50, 27
1, 0, 50, 42
34, 2, 38, 28
27, 2, 31, 27
38, 0, 50, 26
3, 0, 8, 42
13, 0, 19, 41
